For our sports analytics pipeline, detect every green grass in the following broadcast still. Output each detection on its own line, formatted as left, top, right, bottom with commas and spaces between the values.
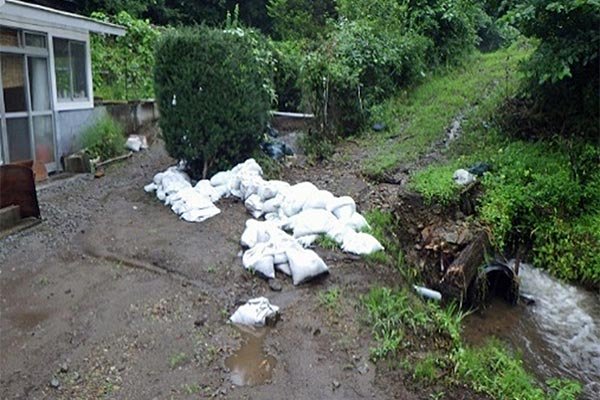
169, 352, 188, 369
360, 46, 530, 179
81, 115, 125, 161
363, 287, 464, 361
454, 340, 582, 400
318, 287, 341, 311
409, 162, 463, 205
315, 234, 340, 250
363, 286, 582, 399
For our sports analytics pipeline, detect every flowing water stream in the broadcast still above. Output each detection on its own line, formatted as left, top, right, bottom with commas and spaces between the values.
463, 262, 600, 398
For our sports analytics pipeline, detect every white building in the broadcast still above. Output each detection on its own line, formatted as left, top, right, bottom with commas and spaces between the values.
0, 0, 125, 172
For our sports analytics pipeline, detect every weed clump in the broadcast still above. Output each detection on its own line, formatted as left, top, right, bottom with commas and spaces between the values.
81, 116, 124, 161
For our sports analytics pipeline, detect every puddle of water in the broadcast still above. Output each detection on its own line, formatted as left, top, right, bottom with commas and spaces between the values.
463, 262, 600, 397
225, 325, 277, 386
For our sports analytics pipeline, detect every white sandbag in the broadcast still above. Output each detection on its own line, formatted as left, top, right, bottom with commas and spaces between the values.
242, 243, 275, 279
296, 234, 319, 248
214, 184, 230, 199
262, 195, 282, 214
273, 252, 288, 264
229, 297, 279, 326
275, 262, 292, 276
169, 187, 214, 213
240, 174, 266, 200
341, 231, 384, 255
144, 183, 157, 193
327, 196, 356, 219
180, 206, 221, 222
241, 220, 259, 248
125, 135, 144, 152
241, 220, 281, 248
236, 158, 263, 176
210, 170, 232, 187
289, 209, 338, 238
280, 182, 319, 217
257, 180, 290, 201
156, 189, 166, 201
339, 212, 370, 231
245, 194, 264, 219
303, 190, 335, 211
326, 222, 353, 244
195, 179, 221, 202
286, 247, 329, 285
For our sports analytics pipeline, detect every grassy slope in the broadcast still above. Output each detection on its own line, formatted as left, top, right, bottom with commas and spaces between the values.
360, 46, 529, 179
358, 44, 584, 399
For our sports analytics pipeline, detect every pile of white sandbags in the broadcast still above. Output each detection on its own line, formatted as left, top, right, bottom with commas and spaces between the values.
145, 158, 384, 284
144, 166, 221, 222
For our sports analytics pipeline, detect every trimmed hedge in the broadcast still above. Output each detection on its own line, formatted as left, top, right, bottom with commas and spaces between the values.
154, 26, 274, 178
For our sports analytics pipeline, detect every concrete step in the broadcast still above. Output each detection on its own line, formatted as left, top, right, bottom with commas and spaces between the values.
0, 205, 21, 230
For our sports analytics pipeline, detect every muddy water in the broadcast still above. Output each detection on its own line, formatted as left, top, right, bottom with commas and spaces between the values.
463, 263, 600, 397
225, 326, 277, 386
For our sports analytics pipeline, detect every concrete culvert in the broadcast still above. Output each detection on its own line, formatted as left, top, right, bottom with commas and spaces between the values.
467, 261, 519, 307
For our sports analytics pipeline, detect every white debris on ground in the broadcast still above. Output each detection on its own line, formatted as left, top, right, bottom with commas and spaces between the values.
145, 158, 384, 285
125, 135, 149, 152
453, 168, 476, 185
229, 297, 280, 326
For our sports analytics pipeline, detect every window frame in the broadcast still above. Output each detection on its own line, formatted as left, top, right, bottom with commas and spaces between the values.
51, 35, 92, 109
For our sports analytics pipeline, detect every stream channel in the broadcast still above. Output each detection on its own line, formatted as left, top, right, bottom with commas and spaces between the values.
463, 262, 600, 398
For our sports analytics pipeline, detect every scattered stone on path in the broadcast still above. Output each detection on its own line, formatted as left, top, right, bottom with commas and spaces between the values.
59, 362, 69, 373
50, 377, 60, 388
332, 380, 341, 390
268, 278, 282, 292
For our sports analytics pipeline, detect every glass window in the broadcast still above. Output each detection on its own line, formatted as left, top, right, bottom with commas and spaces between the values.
1, 53, 27, 112
53, 38, 88, 102
70, 41, 87, 100
33, 115, 54, 164
6, 118, 32, 162
0, 26, 20, 47
24, 33, 47, 48
28, 57, 51, 111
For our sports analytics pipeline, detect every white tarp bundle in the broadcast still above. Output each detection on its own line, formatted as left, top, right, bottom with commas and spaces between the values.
145, 158, 384, 284
229, 297, 280, 326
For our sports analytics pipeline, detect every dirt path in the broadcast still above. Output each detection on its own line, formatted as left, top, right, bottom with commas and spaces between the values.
1, 138, 434, 400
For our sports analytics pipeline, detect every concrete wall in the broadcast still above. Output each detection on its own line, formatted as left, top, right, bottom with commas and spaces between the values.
56, 100, 158, 167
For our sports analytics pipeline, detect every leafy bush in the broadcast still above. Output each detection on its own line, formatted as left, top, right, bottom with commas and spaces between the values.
91, 11, 160, 100
299, 20, 429, 138
81, 116, 125, 160
267, 0, 336, 41
506, 0, 599, 139
154, 25, 274, 178
271, 40, 304, 111
533, 213, 600, 287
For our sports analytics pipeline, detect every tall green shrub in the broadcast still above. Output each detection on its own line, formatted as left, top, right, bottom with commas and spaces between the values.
506, 0, 599, 139
154, 26, 274, 178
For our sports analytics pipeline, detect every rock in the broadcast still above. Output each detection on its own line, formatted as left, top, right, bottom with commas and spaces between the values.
357, 363, 369, 375
50, 377, 60, 388
268, 278, 282, 292
372, 122, 387, 132
332, 380, 341, 389
59, 362, 69, 373
194, 316, 207, 327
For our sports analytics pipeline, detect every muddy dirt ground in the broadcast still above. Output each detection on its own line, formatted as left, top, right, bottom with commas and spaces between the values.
1, 132, 481, 399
